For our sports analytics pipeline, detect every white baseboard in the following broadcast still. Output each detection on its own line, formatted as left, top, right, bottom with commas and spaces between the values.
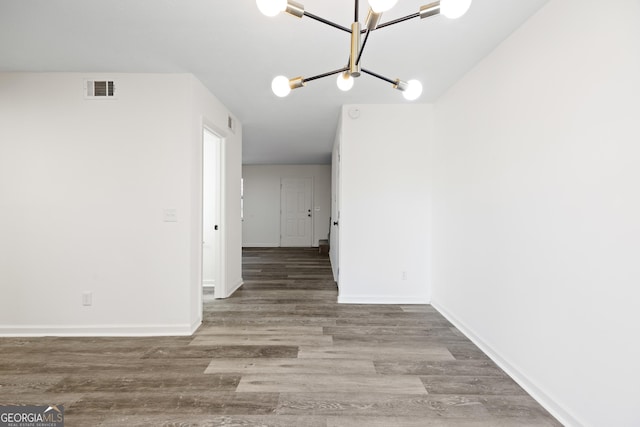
228, 278, 243, 295
243, 244, 321, 248
202, 280, 215, 287
0, 323, 197, 337
432, 301, 582, 427
216, 278, 243, 299
189, 317, 202, 335
338, 295, 430, 305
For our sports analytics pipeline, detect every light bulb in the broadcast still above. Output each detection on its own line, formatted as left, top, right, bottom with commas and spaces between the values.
336, 72, 354, 92
402, 80, 423, 101
271, 76, 291, 97
368, 0, 398, 13
256, 0, 287, 17
440, 0, 472, 19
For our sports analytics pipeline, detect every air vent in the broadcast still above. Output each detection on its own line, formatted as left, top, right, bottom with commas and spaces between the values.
227, 115, 236, 133
85, 80, 116, 98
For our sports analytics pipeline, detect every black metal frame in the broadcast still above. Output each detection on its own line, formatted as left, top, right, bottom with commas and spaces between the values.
299, 1, 422, 86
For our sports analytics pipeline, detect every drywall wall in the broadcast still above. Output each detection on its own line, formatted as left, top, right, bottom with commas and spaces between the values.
0, 72, 242, 335
337, 104, 433, 304
190, 77, 243, 304
432, 0, 640, 426
242, 164, 331, 247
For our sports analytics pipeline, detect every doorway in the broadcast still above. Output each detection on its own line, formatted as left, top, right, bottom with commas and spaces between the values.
330, 142, 340, 282
280, 177, 313, 247
202, 127, 223, 299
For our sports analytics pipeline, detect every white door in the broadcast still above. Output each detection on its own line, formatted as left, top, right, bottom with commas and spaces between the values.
280, 177, 313, 247
330, 142, 340, 282
203, 128, 222, 295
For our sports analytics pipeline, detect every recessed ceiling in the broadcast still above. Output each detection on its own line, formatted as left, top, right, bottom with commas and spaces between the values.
0, 0, 549, 164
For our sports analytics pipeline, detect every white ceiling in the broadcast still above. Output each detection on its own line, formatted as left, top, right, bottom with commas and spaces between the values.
0, 0, 549, 164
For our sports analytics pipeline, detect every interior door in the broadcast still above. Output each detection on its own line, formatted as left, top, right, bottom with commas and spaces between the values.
330, 142, 340, 282
202, 128, 222, 295
280, 177, 313, 247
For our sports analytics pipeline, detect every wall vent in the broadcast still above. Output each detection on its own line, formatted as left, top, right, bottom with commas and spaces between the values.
227, 115, 235, 133
85, 80, 116, 98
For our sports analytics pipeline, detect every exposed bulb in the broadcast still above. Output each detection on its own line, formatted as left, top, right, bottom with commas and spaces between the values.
256, 0, 287, 17
336, 72, 354, 92
402, 80, 423, 101
271, 76, 291, 97
368, 0, 398, 13
440, 0, 472, 19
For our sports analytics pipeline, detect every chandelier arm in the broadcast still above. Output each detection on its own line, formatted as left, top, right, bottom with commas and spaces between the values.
361, 68, 397, 85
355, 30, 371, 66
373, 12, 420, 31
303, 66, 350, 83
303, 12, 352, 33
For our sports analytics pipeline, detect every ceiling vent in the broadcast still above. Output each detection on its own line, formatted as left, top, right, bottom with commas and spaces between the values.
85, 80, 116, 99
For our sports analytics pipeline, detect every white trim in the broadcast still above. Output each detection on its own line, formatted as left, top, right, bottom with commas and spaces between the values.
338, 295, 430, 305
189, 317, 202, 335
218, 134, 227, 298
203, 280, 215, 286
432, 302, 581, 427
0, 323, 197, 337
221, 278, 244, 299
242, 243, 280, 248
201, 122, 227, 301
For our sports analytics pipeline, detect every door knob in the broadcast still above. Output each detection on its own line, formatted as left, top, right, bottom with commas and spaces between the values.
333, 221, 339, 226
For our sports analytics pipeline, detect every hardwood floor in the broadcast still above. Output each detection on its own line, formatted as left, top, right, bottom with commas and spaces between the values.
0, 247, 562, 426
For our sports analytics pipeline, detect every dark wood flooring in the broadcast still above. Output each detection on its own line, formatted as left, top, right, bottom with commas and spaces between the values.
0, 247, 562, 426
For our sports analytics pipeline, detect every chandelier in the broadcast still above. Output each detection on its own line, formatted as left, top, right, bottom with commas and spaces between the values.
257, 0, 473, 100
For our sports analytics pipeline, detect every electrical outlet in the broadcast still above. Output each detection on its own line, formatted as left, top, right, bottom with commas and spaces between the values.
82, 291, 93, 306
402, 271, 407, 280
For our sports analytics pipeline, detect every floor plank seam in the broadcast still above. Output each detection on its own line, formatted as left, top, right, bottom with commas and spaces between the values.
0, 247, 562, 427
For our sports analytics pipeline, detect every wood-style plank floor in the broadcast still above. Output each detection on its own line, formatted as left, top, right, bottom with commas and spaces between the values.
0, 247, 562, 426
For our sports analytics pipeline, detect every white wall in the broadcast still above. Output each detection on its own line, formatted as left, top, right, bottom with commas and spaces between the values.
0, 72, 242, 335
337, 104, 433, 304
190, 77, 243, 302
242, 165, 331, 247
432, 1, 640, 426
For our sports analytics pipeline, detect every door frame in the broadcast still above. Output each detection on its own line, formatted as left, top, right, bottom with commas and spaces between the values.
201, 124, 226, 301
330, 140, 340, 282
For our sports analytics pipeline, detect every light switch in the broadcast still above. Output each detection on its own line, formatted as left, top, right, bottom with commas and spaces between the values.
163, 209, 178, 222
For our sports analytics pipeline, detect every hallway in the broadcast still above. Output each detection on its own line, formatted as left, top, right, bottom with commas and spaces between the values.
0, 248, 560, 426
